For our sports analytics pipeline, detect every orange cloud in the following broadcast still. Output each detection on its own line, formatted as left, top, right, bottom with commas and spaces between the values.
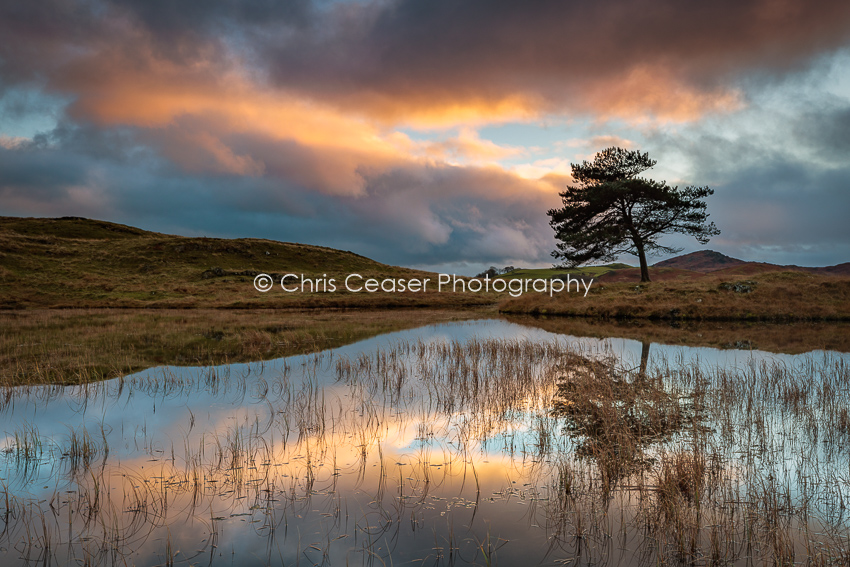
418, 127, 526, 164
7, 0, 850, 135
0, 135, 29, 150
512, 158, 574, 181
49, 39, 562, 198
341, 92, 544, 129
54, 51, 413, 194
580, 66, 744, 123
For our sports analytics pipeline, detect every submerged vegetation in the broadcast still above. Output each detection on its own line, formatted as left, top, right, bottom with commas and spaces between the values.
1, 323, 850, 565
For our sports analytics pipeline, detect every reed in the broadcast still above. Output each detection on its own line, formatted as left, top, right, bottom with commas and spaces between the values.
0, 334, 849, 565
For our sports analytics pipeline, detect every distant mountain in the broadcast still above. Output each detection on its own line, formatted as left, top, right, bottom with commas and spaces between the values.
653, 250, 850, 277
653, 250, 747, 272
713, 262, 850, 277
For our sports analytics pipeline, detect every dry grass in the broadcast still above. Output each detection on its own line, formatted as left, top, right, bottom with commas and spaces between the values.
5, 217, 850, 321
551, 356, 699, 493
0, 216, 498, 309
0, 308, 490, 385
501, 270, 850, 321
4, 306, 847, 388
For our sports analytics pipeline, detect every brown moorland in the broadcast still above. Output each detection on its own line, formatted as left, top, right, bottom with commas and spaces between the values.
4, 307, 847, 387
0, 216, 497, 309
0, 308, 488, 385
3, 216, 849, 323
501, 270, 850, 321
653, 249, 850, 276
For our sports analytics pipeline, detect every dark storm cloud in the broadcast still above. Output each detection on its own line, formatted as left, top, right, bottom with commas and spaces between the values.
5, 0, 850, 123
791, 105, 850, 161
0, 0, 107, 83
0, 0, 311, 76
647, 100, 850, 266
0, 122, 560, 268
0, 145, 87, 193
258, 0, 850, 119
712, 164, 850, 244
110, 0, 314, 34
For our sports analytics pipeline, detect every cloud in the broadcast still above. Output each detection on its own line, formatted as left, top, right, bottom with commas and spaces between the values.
0, 122, 563, 268
0, 136, 28, 150
258, 0, 850, 124
418, 128, 526, 163
512, 157, 573, 180
3, 0, 850, 271
645, 97, 850, 265
0, 144, 115, 218
5, 0, 850, 129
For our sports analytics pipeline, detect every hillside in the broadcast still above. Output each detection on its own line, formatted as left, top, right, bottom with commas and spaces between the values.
0, 216, 493, 309
653, 249, 850, 277
598, 267, 705, 283
653, 250, 747, 272
3, 217, 849, 319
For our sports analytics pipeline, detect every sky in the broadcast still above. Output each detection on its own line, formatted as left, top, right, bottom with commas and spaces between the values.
1, 0, 850, 274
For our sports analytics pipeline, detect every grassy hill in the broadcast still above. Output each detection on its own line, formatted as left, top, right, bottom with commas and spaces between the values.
3, 216, 849, 321
653, 250, 747, 272
0, 216, 494, 309
653, 249, 850, 277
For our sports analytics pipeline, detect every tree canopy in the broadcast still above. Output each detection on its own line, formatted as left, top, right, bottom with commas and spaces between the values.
548, 147, 719, 282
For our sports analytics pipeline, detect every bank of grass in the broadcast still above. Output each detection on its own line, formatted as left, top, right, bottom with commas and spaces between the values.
0, 216, 498, 309
4, 308, 848, 388
500, 270, 850, 321
0, 308, 489, 385
4, 217, 850, 322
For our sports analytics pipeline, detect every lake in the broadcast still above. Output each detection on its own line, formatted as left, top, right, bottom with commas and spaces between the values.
2, 315, 850, 566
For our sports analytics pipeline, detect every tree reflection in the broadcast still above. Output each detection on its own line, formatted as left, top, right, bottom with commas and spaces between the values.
551, 343, 702, 493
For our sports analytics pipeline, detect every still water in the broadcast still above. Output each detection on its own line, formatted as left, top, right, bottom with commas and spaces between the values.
2, 319, 849, 566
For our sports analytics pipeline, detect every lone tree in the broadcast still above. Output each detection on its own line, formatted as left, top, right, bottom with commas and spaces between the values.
548, 147, 719, 282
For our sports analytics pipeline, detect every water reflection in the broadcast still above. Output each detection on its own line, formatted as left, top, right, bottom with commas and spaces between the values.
1, 320, 850, 565
551, 347, 705, 494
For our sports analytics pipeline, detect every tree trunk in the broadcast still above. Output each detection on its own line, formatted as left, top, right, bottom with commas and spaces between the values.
636, 241, 651, 282
638, 341, 650, 380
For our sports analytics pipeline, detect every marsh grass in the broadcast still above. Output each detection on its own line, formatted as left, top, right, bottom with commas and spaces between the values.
551, 356, 703, 494
0, 334, 849, 565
